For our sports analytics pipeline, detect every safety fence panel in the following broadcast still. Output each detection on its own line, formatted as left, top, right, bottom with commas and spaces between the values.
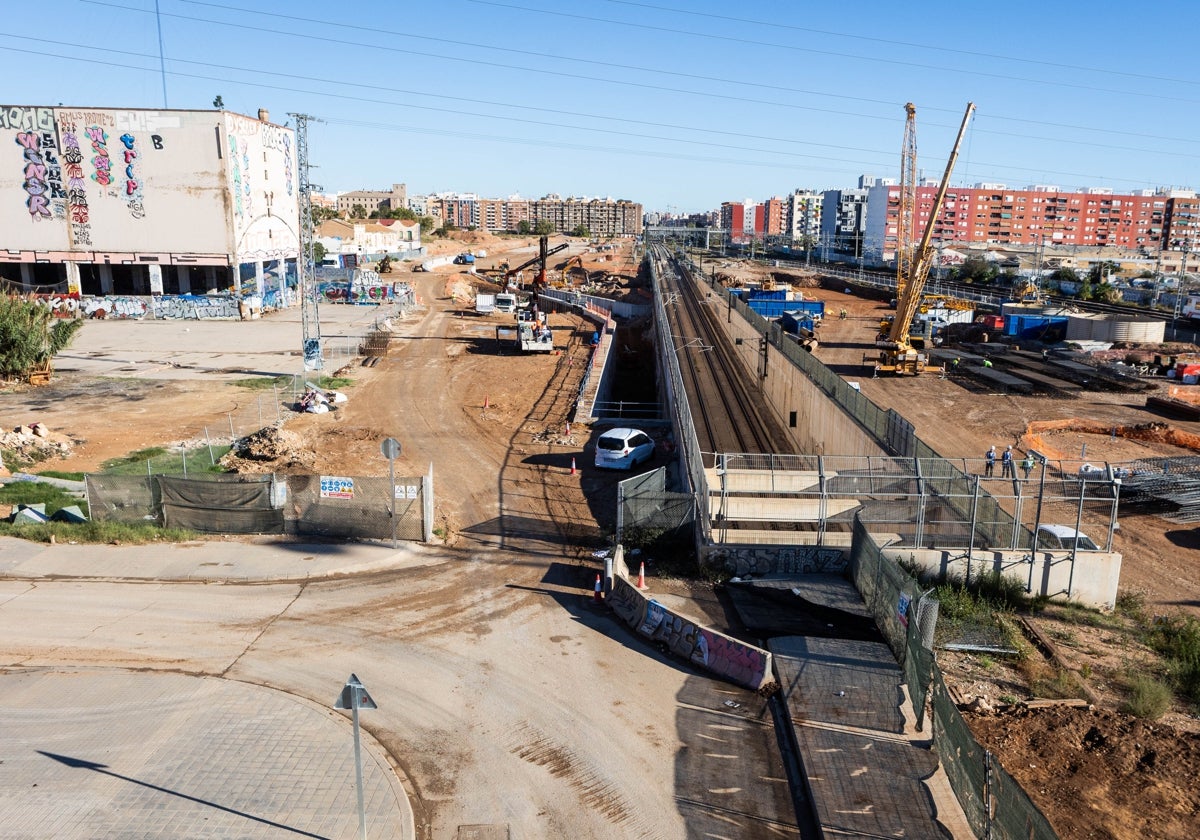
85, 472, 427, 542
158, 474, 284, 534
931, 671, 1059, 840
86, 474, 159, 525
286, 474, 424, 541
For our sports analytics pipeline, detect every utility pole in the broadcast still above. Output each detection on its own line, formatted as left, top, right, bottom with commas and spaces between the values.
290, 112, 324, 372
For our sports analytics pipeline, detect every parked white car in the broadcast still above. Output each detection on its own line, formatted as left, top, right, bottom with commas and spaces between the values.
594, 428, 656, 470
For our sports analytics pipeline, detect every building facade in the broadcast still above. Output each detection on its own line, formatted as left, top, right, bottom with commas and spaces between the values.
528, 196, 643, 237
336, 183, 407, 218
863, 181, 1195, 263
788, 190, 823, 245
0, 104, 298, 298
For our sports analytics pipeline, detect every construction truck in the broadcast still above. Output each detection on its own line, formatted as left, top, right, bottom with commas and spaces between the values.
501, 235, 568, 294
475, 293, 496, 314
875, 101, 975, 374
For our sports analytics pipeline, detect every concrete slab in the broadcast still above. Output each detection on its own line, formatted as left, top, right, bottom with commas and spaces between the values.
771, 636, 972, 839
710, 529, 854, 546
710, 496, 862, 522
704, 468, 834, 493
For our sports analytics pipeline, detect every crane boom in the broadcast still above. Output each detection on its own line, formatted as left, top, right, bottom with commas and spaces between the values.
878, 102, 975, 373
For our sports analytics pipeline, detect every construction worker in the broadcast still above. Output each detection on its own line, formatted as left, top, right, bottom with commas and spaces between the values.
839, 307, 848, 320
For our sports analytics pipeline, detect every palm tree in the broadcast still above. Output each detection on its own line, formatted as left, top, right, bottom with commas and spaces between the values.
0, 295, 84, 383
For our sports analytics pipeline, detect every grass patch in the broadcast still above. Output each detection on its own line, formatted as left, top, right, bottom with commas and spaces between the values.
229, 375, 294, 391
1026, 664, 1087, 700
0, 481, 87, 517
0, 520, 197, 544
1145, 615, 1200, 705
99, 445, 231, 475
34, 470, 85, 482
1120, 673, 1173, 720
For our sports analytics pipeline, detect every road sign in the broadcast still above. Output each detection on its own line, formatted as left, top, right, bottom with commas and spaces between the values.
334, 673, 378, 710
380, 437, 401, 459
333, 674, 377, 840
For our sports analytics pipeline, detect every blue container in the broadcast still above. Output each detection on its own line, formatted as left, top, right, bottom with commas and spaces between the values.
1005, 314, 1068, 340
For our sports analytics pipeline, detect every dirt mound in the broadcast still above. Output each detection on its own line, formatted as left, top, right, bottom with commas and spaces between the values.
0, 424, 74, 470
964, 704, 1200, 839
221, 427, 314, 474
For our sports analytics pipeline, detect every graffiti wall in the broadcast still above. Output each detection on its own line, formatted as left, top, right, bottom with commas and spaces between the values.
0, 106, 287, 262
704, 543, 850, 578
225, 112, 300, 265
608, 569, 773, 691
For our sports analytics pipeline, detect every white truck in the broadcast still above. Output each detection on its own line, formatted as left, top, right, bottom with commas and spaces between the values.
475, 293, 496, 314
494, 292, 518, 314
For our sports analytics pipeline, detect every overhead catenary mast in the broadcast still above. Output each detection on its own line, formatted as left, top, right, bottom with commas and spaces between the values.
290, 112, 324, 371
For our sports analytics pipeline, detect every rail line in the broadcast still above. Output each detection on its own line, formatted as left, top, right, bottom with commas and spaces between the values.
652, 245, 795, 460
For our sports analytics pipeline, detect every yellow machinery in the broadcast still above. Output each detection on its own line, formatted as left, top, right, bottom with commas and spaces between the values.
876, 101, 976, 374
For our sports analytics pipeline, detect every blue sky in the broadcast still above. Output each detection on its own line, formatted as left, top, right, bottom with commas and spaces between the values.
3, 0, 1199, 213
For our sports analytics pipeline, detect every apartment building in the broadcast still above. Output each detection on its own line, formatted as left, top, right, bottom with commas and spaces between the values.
863, 181, 1191, 262
529, 196, 643, 237
720, 200, 760, 243
788, 190, 823, 244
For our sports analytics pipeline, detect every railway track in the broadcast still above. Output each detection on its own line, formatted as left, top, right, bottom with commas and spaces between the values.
652, 246, 795, 459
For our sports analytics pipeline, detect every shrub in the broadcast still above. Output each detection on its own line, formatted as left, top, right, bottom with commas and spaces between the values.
1121, 674, 1173, 720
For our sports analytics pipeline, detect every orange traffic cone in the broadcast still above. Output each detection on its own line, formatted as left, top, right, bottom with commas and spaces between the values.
484, 394, 490, 409
565, 421, 571, 436
593, 573, 603, 604
570, 457, 577, 476
637, 562, 647, 590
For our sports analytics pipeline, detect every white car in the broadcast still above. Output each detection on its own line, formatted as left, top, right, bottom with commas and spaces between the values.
594, 428, 656, 470
1036, 524, 1099, 551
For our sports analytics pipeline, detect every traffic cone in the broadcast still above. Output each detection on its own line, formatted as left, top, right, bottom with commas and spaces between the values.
484, 394, 490, 409
593, 573, 603, 604
570, 457, 577, 475
565, 421, 571, 437
637, 562, 647, 590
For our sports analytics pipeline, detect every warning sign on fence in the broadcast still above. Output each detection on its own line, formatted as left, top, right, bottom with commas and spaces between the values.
320, 476, 355, 499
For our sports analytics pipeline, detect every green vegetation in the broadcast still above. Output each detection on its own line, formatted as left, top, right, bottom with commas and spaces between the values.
0, 519, 197, 545
533, 219, 555, 236
98, 445, 231, 476
0, 480, 86, 518
1121, 673, 1173, 720
312, 241, 327, 264
570, 224, 591, 238
1145, 615, 1200, 705
0, 294, 84, 380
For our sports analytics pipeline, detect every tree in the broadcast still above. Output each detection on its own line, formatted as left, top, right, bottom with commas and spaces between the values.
212, 95, 224, 109
517, 220, 532, 235
350, 205, 367, 219
0, 295, 84, 382
418, 215, 436, 235
534, 219, 555, 236
311, 242, 327, 264
1087, 260, 1122, 285
570, 224, 591, 238
310, 206, 338, 224
949, 255, 998, 285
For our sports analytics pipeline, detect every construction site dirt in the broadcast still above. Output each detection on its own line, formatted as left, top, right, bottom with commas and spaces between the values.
5, 240, 1200, 838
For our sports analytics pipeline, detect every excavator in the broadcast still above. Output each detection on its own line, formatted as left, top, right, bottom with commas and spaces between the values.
876, 101, 976, 374
501, 234, 568, 295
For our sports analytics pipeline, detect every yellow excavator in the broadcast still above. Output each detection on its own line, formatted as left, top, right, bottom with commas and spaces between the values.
876, 101, 976, 374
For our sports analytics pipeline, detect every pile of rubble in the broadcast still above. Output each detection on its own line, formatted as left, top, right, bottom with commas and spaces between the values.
0, 424, 73, 472
220, 426, 316, 474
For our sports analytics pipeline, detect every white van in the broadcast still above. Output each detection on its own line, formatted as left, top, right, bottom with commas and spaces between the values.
494, 293, 517, 314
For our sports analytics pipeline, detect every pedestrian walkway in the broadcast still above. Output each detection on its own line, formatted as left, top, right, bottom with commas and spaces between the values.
0, 534, 439, 582
0, 670, 411, 840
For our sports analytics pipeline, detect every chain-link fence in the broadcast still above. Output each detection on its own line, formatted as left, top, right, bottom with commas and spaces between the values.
616, 466, 694, 544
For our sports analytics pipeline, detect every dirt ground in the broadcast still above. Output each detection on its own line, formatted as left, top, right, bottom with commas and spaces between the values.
7, 244, 1200, 838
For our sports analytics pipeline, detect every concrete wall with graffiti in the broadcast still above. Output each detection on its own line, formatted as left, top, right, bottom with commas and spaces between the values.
31, 291, 272, 320
609, 552, 774, 692
1, 105, 296, 266
224, 111, 299, 265
703, 543, 851, 578
0, 106, 236, 256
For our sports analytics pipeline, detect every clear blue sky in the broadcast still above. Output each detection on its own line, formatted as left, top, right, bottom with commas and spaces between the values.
3, 0, 1199, 214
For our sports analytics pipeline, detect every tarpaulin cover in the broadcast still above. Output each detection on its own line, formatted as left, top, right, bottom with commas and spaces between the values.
158, 475, 284, 534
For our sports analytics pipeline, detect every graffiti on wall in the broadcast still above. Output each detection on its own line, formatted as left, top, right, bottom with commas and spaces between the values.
56, 115, 92, 245
0, 249, 227, 266
229, 135, 243, 217
609, 575, 771, 690
149, 294, 242, 320
14, 126, 65, 221
30, 293, 82, 317
86, 124, 113, 189
712, 544, 849, 578
117, 132, 144, 218
82, 296, 147, 319
260, 122, 293, 197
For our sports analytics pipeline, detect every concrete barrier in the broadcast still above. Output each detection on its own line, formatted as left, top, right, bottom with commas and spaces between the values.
609, 549, 774, 691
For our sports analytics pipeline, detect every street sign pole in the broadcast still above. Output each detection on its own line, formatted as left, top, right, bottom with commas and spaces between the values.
334, 674, 378, 840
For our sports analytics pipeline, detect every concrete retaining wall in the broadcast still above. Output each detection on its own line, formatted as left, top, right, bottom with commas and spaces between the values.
719, 299, 888, 458
609, 551, 774, 691
707, 543, 850, 577
888, 546, 1122, 610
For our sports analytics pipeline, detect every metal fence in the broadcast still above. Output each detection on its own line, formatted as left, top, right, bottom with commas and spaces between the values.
616, 466, 694, 544
86, 471, 431, 541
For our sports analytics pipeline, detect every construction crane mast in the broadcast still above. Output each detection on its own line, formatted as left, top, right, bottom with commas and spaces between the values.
877, 101, 975, 374
896, 102, 918, 305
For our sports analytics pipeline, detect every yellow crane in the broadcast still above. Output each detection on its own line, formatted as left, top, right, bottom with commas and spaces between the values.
876, 101, 976, 374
